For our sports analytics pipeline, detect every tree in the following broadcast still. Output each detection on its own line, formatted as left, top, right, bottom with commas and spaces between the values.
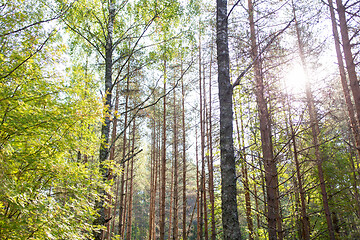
216, 0, 243, 239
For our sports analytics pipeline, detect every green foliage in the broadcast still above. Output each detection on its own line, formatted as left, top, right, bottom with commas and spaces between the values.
0, 1, 103, 239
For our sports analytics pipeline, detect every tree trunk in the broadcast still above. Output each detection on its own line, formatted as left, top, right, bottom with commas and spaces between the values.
196, 129, 201, 240
285, 96, 310, 240
105, 83, 120, 240
181, 61, 187, 240
94, 1, 115, 239
148, 117, 156, 240
336, 0, 360, 126
172, 74, 179, 240
208, 50, 216, 240
248, 0, 280, 239
126, 119, 136, 240
216, 0, 243, 239
118, 70, 130, 238
293, 7, 335, 240
235, 101, 254, 240
159, 60, 167, 240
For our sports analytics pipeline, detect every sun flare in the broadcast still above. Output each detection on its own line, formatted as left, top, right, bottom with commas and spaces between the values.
283, 64, 307, 94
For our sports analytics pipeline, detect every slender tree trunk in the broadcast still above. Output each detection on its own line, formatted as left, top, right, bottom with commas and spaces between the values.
216, 0, 242, 239
159, 60, 167, 240
328, 0, 360, 156
196, 129, 201, 240
181, 61, 187, 240
105, 83, 120, 240
198, 35, 204, 240
126, 120, 136, 240
172, 75, 179, 240
208, 51, 216, 240
202, 62, 209, 240
328, 2, 360, 209
122, 138, 131, 237
118, 71, 130, 237
335, 0, 360, 126
235, 102, 254, 240
293, 7, 335, 240
168, 154, 174, 239
285, 96, 310, 240
248, 0, 280, 239
148, 117, 156, 240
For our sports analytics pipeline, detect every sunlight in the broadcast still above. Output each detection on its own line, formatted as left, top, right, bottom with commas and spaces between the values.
283, 64, 307, 94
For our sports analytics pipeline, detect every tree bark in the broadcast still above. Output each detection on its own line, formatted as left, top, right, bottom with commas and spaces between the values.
216, 0, 243, 239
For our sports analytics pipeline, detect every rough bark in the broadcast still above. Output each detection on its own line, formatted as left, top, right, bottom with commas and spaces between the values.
216, 0, 243, 239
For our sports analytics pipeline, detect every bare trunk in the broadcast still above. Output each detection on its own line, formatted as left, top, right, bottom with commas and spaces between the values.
125, 120, 136, 240
159, 60, 167, 240
235, 102, 254, 240
148, 117, 156, 240
196, 129, 201, 240
336, 0, 360, 126
181, 62, 187, 240
105, 83, 120, 240
293, 7, 335, 239
208, 53, 216, 240
172, 75, 179, 240
118, 71, 130, 237
248, 1, 280, 239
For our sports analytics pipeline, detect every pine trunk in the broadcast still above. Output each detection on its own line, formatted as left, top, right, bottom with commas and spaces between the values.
293, 8, 335, 240
248, 0, 280, 239
159, 60, 167, 240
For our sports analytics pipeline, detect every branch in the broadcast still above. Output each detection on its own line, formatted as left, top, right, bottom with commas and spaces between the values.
0, 0, 76, 37
107, 59, 194, 153
0, 31, 55, 80
232, 18, 295, 88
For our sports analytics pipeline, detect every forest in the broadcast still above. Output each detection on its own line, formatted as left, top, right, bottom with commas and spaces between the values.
1, 0, 360, 239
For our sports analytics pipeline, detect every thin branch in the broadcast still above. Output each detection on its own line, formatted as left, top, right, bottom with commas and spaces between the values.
232, 18, 295, 88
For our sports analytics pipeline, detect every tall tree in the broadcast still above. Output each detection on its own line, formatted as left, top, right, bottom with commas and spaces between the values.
293, 5, 335, 239
216, 0, 243, 239
247, 0, 281, 238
